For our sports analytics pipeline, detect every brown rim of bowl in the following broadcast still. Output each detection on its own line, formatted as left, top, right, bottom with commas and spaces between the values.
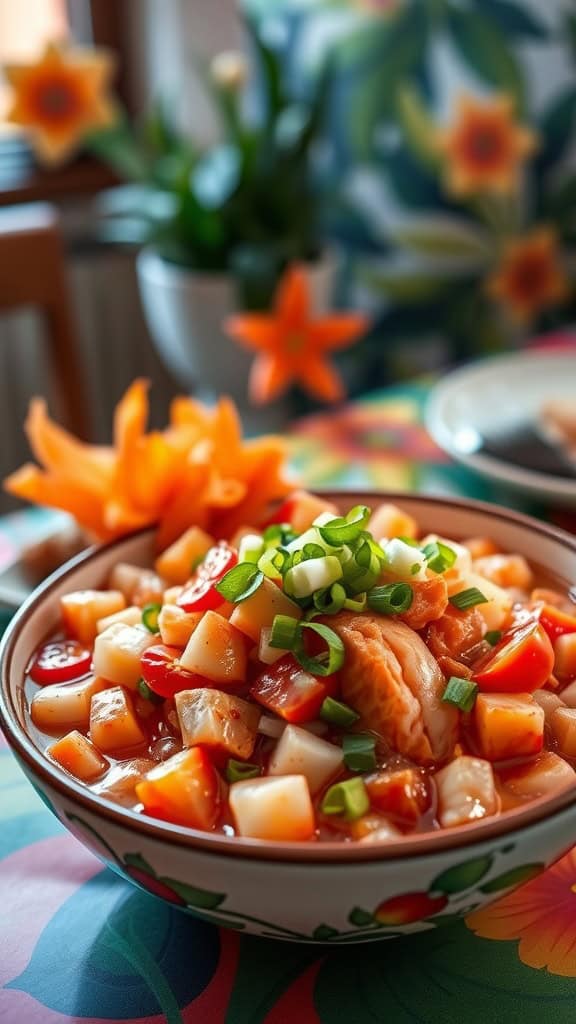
2, 491, 576, 865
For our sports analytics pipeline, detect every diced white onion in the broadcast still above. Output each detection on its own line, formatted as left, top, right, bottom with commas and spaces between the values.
238, 533, 264, 563
258, 627, 286, 665
312, 511, 339, 527
258, 715, 286, 739
286, 555, 343, 598
383, 538, 427, 581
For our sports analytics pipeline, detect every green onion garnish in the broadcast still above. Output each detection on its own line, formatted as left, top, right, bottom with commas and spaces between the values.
367, 582, 413, 615
485, 630, 502, 647
449, 587, 488, 610
137, 679, 164, 704
141, 603, 161, 633
342, 733, 377, 772
263, 523, 296, 547
318, 505, 371, 546
238, 534, 264, 564
269, 614, 301, 650
422, 540, 457, 574
441, 676, 478, 712
295, 621, 345, 676
320, 696, 360, 728
258, 547, 284, 580
343, 592, 367, 612
216, 563, 264, 603
313, 583, 346, 615
226, 759, 260, 783
321, 777, 370, 821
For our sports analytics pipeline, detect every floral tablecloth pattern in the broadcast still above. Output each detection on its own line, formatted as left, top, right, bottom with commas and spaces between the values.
1, 383, 576, 1024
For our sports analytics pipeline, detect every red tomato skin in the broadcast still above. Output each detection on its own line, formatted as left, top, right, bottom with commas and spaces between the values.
140, 644, 208, 698
250, 655, 337, 723
29, 640, 92, 686
473, 621, 555, 693
177, 543, 237, 613
538, 604, 576, 641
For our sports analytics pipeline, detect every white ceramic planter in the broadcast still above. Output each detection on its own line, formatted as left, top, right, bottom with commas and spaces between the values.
136, 248, 337, 418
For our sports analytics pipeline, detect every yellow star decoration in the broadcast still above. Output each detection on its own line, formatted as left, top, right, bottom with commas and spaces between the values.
4, 42, 117, 165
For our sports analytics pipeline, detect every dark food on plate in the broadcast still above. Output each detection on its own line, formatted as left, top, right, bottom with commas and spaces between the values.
25, 492, 576, 843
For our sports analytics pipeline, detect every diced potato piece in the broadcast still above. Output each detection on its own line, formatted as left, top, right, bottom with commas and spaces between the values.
92, 623, 156, 690
285, 490, 338, 534
554, 634, 576, 681
369, 502, 418, 541
97, 606, 142, 633
230, 577, 303, 643
560, 679, 576, 707
497, 751, 575, 810
351, 814, 402, 842
551, 707, 576, 758
61, 590, 126, 645
473, 554, 533, 591
31, 675, 112, 732
89, 686, 146, 753
179, 611, 247, 684
464, 571, 513, 632
532, 688, 565, 723
136, 747, 221, 829
175, 688, 260, 759
462, 537, 500, 559
154, 526, 215, 585
162, 586, 183, 605
108, 563, 164, 606
435, 756, 498, 828
475, 693, 544, 761
49, 730, 108, 781
158, 604, 202, 647
268, 725, 342, 794
92, 757, 156, 807
229, 775, 315, 841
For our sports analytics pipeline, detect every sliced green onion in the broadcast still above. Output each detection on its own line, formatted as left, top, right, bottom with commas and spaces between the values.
141, 603, 161, 633
226, 759, 260, 783
342, 733, 377, 772
441, 676, 478, 712
238, 533, 264, 564
318, 505, 371, 546
257, 547, 283, 580
313, 582, 346, 615
449, 587, 488, 610
422, 540, 457, 574
294, 621, 345, 676
302, 542, 327, 560
137, 679, 164, 705
398, 536, 420, 547
321, 777, 370, 821
343, 549, 381, 595
269, 614, 301, 650
284, 555, 343, 600
343, 592, 367, 612
216, 563, 264, 603
263, 523, 296, 547
320, 696, 360, 728
485, 629, 502, 647
367, 582, 413, 615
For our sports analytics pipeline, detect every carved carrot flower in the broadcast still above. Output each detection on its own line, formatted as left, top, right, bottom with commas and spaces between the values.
467, 847, 576, 977
437, 93, 537, 197
488, 227, 569, 323
4, 42, 117, 165
225, 265, 369, 405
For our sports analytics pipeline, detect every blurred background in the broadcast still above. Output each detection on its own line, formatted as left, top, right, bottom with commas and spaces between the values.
0, 0, 575, 511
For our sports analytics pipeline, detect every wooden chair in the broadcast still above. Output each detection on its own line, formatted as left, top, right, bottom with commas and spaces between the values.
0, 203, 89, 438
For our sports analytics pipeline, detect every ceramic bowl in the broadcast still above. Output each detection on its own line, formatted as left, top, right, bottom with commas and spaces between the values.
2, 493, 576, 945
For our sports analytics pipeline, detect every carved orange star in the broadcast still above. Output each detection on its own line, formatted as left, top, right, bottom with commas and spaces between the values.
225, 265, 369, 405
437, 93, 537, 196
488, 227, 570, 323
4, 42, 117, 165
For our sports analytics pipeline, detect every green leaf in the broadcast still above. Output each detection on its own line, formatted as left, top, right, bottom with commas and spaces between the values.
348, 906, 375, 927
123, 852, 157, 875
431, 856, 493, 895
476, 0, 548, 40
87, 119, 152, 182
158, 878, 226, 909
313, 924, 340, 941
541, 175, 576, 222
244, 13, 286, 129
479, 863, 545, 893
361, 268, 455, 303
537, 88, 576, 174
447, 8, 525, 111
396, 83, 440, 168
391, 217, 491, 263
225, 937, 318, 1024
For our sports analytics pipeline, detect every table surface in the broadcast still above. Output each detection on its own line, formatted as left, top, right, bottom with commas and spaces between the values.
2, 381, 576, 1024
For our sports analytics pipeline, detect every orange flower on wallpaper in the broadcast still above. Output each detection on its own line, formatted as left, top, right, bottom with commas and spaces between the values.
225, 265, 369, 405
488, 227, 569, 323
437, 93, 537, 196
4, 42, 117, 165
467, 847, 576, 977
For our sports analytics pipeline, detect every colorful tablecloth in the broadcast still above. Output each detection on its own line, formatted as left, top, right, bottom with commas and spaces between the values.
2, 382, 576, 1024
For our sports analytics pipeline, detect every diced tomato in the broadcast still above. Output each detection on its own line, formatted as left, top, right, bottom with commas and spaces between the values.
177, 543, 237, 613
472, 621, 555, 693
250, 654, 338, 724
135, 747, 221, 830
140, 644, 207, 698
538, 604, 576, 641
29, 640, 92, 686
365, 768, 430, 825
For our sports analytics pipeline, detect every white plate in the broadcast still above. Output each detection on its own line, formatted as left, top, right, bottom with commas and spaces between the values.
425, 352, 576, 506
